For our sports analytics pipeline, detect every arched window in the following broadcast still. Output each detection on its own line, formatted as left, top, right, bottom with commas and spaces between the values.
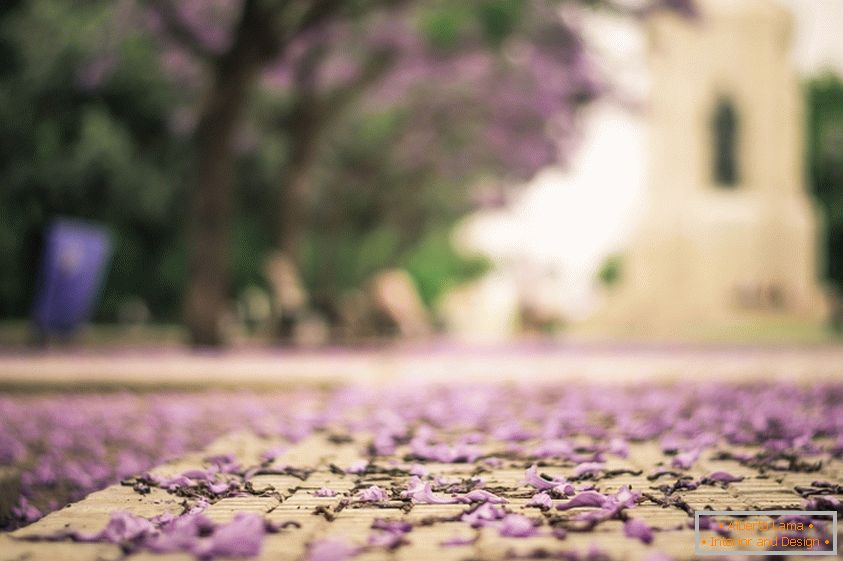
712, 97, 739, 187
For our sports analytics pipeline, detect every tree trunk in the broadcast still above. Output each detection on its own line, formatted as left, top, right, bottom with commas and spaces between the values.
279, 102, 320, 262
183, 2, 264, 346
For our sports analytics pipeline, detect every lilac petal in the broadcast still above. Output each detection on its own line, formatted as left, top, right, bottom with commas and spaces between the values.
553, 483, 575, 496
461, 503, 508, 527
11, 497, 42, 524
555, 491, 609, 510
552, 526, 567, 540
368, 530, 405, 549
524, 464, 566, 491
573, 462, 604, 478
181, 469, 212, 481
803, 496, 842, 511
401, 477, 456, 504
528, 492, 553, 509
456, 489, 507, 504
357, 485, 388, 503
498, 514, 537, 537
207, 480, 235, 495
642, 553, 675, 561
187, 498, 211, 515
608, 437, 629, 458
624, 518, 654, 544
409, 437, 481, 463
704, 471, 744, 483
614, 485, 641, 508
346, 460, 368, 474
260, 445, 286, 463
671, 448, 701, 469
484, 457, 504, 468
201, 512, 265, 559
85, 511, 155, 543
308, 538, 360, 561
408, 463, 428, 477
314, 487, 337, 497
205, 454, 241, 474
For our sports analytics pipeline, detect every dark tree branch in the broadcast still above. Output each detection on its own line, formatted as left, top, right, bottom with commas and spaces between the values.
323, 48, 396, 112
145, 0, 214, 59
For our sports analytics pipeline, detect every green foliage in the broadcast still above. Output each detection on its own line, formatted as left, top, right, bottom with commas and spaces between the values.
598, 254, 622, 287
294, 101, 489, 316
0, 1, 190, 320
0, 0, 550, 329
403, 229, 490, 307
417, 0, 524, 51
476, 0, 523, 47
806, 73, 843, 291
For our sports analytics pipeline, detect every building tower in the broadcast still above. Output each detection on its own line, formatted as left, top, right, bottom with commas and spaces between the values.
602, 0, 828, 335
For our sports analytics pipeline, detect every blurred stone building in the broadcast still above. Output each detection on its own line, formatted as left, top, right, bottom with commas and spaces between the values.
597, 0, 829, 335
445, 0, 832, 340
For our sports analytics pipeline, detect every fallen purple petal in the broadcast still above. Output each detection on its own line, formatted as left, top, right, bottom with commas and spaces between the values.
308, 538, 360, 561
704, 471, 745, 483
624, 518, 654, 544
527, 492, 553, 509
498, 514, 537, 537
357, 485, 388, 502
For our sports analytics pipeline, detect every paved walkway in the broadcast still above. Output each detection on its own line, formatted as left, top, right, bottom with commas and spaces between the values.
3, 418, 841, 560
2, 346, 842, 559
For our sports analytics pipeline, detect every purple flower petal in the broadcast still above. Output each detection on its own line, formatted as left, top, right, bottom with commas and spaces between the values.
201, 512, 265, 559
308, 538, 360, 561
498, 514, 537, 537
408, 463, 428, 477
357, 485, 388, 503
704, 471, 744, 483
528, 492, 553, 509
524, 464, 567, 491
368, 530, 405, 548
346, 460, 368, 474
555, 491, 609, 510
314, 487, 337, 497
624, 518, 654, 544
461, 503, 508, 527
573, 462, 604, 478
11, 497, 42, 524
671, 448, 701, 470
456, 489, 507, 504
401, 477, 456, 504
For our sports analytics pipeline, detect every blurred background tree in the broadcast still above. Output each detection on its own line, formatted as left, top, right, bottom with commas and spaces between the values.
806, 73, 843, 314
0, 0, 695, 345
